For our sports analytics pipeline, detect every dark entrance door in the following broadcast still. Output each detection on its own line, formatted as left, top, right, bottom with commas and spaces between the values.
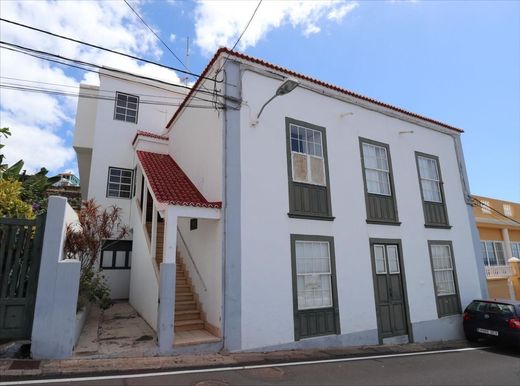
371, 243, 408, 340
0, 216, 45, 340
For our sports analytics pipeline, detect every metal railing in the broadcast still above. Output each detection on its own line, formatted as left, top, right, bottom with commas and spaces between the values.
176, 227, 207, 292
485, 265, 513, 279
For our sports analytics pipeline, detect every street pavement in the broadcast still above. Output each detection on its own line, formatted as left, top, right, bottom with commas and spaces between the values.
2, 345, 519, 385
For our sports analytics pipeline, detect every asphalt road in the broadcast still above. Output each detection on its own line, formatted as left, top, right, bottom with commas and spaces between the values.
10, 346, 520, 386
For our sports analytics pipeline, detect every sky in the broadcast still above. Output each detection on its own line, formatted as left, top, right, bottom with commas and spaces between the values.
0, 0, 518, 202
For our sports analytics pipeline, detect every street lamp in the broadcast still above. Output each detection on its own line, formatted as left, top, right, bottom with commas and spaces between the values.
251, 78, 299, 126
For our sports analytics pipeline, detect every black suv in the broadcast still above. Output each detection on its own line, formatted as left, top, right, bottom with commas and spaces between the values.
463, 299, 520, 346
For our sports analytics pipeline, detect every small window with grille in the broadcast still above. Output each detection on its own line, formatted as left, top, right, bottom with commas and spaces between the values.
114, 92, 139, 123
106, 167, 134, 199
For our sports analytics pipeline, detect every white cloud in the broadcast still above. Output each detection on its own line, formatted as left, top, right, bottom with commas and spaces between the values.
194, 0, 358, 55
170, 33, 176, 43
0, 0, 182, 174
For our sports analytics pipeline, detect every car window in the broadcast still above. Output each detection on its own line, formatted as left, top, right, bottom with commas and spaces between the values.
487, 303, 515, 316
467, 301, 487, 312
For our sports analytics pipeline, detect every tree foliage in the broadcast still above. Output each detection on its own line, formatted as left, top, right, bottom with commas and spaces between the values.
64, 199, 129, 310
0, 179, 35, 219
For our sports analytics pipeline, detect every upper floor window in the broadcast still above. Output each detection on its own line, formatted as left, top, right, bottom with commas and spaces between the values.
362, 143, 391, 196
114, 92, 139, 123
286, 118, 333, 220
415, 152, 450, 228
359, 138, 399, 224
512, 242, 520, 259
481, 241, 506, 266
503, 204, 513, 217
290, 124, 326, 186
107, 167, 134, 199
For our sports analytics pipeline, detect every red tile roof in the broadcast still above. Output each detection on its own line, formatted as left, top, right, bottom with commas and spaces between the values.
137, 151, 221, 209
132, 130, 169, 145
166, 47, 463, 133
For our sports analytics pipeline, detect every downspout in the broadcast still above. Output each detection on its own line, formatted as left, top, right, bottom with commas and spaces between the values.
451, 134, 488, 298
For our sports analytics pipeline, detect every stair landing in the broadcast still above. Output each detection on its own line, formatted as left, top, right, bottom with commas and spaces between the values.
174, 329, 221, 347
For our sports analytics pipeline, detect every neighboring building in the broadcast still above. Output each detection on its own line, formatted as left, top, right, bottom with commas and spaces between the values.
46, 185, 82, 211
53, 172, 80, 187
472, 195, 520, 299
74, 48, 485, 354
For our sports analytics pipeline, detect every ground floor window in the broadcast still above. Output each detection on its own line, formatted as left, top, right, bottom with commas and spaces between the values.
101, 240, 132, 269
428, 241, 461, 317
291, 234, 339, 340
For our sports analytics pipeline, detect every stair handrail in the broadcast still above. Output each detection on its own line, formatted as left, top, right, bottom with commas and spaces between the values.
177, 226, 207, 292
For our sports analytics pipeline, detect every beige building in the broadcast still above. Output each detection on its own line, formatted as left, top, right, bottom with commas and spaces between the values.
472, 195, 520, 299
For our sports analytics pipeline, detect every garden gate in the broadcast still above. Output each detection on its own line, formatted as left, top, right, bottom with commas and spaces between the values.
0, 216, 45, 340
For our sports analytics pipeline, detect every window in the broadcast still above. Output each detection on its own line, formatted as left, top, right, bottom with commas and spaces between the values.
114, 92, 139, 123
415, 152, 449, 228
503, 204, 513, 217
291, 235, 339, 340
428, 241, 461, 317
359, 138, 399, 224
290, 124, 325, 186
417, 156, 442, 202
286, 118, 332, 220
295, 240, 333, 309
100, 240, 132, 269
107, 167, 134, 199
512, 242, 520, 259
481, 241, 506, 266
480, 200, 491, 214
362, 143, 391, 195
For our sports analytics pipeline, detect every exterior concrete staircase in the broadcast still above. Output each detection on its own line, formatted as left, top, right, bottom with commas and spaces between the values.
174, 255, 205, 332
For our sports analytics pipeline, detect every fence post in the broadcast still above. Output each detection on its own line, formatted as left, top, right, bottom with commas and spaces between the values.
31, 196, 80, 359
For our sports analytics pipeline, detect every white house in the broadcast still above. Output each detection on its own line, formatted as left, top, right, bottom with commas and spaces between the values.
73, 48, 487, 354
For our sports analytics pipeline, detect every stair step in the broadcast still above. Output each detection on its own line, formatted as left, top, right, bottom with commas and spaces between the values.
176, 293, 194, 301
175, 310, 201, 321
174, 319, 204, 332
175, 301, 197, 311
176, 285, 191, 293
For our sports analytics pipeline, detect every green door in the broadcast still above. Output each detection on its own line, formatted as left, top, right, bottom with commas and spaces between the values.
372, 243, 408, 339
0, 216, 45, 340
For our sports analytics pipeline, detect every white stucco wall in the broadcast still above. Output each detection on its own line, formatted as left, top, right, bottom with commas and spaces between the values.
237, 69, 482, 350
167, 79, 224, 203
177, 218, 222, 331
128, 201, 159, 330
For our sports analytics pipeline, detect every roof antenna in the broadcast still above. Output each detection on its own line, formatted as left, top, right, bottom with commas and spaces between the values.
182, 37, 190, 86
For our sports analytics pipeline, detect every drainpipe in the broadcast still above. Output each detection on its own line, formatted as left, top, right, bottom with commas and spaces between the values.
451, 134, 488, 298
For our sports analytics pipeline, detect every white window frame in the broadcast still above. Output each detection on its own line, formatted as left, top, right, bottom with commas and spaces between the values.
290, 123, 326, 186
114, 92, 139, 123
430, 244, 457, 296
295, 240, 333, 310
107, 167, 134, 199
511, 242, 520, 259
481, 240, 506, 266
417, 155, 442, 203
503, 204, 513, 217
362, 142, 391, 196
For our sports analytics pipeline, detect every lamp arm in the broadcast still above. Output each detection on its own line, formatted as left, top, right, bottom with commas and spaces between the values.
256, 94, 278, 120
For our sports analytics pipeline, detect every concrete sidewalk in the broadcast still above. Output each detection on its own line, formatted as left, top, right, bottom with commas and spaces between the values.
0, 340, 475, 382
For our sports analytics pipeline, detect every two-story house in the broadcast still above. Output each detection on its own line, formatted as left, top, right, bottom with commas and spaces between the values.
74, 48, 486, 354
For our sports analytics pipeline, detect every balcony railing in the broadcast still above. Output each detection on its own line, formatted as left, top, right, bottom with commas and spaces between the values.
485, 265, 512, 279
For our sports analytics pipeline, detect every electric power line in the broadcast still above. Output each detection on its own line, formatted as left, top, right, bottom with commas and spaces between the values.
0, 17, 219, 82
472, 197, 520, 225
122, 0, 189, 73
0, 83, 217, 109
0, 42, 226, 106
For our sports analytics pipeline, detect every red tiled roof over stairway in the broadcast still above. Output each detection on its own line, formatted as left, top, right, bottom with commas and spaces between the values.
137, 151, 222, 209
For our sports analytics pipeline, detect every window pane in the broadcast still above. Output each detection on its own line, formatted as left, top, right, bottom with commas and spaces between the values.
434, 270, 456, 295
310, 156, 326, 186
421, 180, 442, 202
431, 244, 456, 296
115, 251, 126, 268
366, 170, 390, 195
512, 243, 520, 259
387, 246, 399, 273
292, 152, 308, 182
107, 168, 133, 199
101, 251, 113, 268
494, 242, 506, 265
485, 241, 497, 265
374, 245, 386, 274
